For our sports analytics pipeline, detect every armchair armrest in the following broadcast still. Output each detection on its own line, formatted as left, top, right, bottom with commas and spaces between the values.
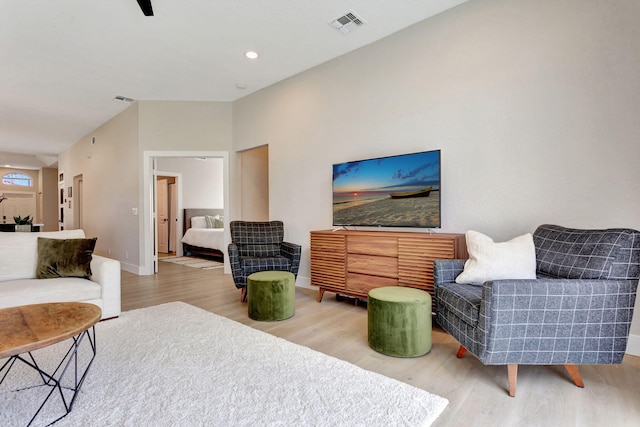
479, 278, 638, 364
227, 243, 244, 289
90, 255, 121, 319
281, 241, 302, 277
434, 259, 466, 287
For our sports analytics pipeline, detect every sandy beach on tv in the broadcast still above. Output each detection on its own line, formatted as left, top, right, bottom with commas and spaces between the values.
333, 192, 440, 227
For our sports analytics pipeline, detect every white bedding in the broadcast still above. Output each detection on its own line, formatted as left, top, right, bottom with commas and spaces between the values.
181, 228, 225, 251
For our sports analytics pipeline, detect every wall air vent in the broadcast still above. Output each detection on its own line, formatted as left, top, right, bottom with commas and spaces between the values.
330, 11, 366, 34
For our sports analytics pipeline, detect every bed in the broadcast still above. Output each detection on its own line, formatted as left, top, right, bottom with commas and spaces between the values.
182, 208, 225, 260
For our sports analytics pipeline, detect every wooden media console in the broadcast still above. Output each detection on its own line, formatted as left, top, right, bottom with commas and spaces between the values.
310, 229, 467, 307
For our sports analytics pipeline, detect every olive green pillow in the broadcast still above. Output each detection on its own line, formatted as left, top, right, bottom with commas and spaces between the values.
36, 237, 97, 279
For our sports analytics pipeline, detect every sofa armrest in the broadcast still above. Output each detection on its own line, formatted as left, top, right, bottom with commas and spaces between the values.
90, 255, 121, 319
479, 278, 638, 364
281, 241, 302, 277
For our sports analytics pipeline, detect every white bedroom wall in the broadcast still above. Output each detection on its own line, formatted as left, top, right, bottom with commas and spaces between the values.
156, 157, 224, 209
232, 0, 640, 348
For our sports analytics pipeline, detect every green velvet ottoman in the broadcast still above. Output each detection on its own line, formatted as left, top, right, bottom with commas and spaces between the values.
247, 271, 295, 321
367, 286, 432, 357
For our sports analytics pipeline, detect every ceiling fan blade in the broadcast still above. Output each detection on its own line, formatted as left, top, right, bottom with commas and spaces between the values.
136, 0, 154, 16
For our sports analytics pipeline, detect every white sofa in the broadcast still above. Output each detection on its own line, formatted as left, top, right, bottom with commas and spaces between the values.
0, 229, 121, 319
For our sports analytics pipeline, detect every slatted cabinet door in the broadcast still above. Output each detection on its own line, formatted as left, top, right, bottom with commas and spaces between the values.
398, 236, 461, 310
310, 232, 347, 302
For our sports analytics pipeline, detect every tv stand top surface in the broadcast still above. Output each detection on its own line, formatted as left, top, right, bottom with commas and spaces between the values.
316, 229, 464, 239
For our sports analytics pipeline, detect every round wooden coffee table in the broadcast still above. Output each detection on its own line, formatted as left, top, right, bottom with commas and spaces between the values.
0, 302, 102, 426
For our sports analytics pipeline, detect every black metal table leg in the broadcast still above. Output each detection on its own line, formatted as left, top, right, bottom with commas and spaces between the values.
0, 326, 97, 426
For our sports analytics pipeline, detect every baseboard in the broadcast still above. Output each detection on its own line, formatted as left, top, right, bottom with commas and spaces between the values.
120, 262, 139, 274
295, 275, 314, 290
627, 333, 640, 356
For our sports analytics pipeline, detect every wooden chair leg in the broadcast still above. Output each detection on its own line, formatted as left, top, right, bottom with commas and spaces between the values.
564, 365, 585, 388
507, 364, 518, 397
456, 345, 468, 358
240, 287, 247, 302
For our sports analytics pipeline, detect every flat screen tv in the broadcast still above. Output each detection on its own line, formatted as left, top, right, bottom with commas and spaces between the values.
332, 149, 441, 228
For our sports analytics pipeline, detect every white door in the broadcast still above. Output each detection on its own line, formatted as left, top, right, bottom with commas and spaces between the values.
169, 181, 177, 252
157, 178, 169, 253
73, 175, 84, 229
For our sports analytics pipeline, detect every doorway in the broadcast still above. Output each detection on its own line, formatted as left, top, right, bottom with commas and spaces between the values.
142, 150, 230, 276
73, 174, 83, 229
156, 175, 178, 257
237, 145, 269, 220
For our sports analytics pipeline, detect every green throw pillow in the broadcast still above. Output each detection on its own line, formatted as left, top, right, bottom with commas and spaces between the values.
36, 237, 97, 279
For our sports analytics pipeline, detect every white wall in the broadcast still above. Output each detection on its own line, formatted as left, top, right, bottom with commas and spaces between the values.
233, 0, 640, 348
60, 101, 232, 273
157, 157, 224, 209
58, 104, 140, 269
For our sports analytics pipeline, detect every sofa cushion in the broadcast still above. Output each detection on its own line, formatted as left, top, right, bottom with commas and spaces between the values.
455, 230, 536, 286
437, 282, 483, 326
239, 244, 281, 257
0, 229, 86, 281
534, 224, 630, 280
240, 256, 292, 276
36, 237, 97, 279
0, 278, 102, 310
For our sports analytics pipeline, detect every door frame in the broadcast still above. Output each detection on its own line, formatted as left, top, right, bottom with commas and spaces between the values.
155, 172, 182, 265
142, 150, 229, 275
72, 174, 83, 229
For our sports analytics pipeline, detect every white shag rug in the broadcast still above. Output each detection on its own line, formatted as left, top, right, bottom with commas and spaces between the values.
160, 256, 224, 270
0, 302, 448, 427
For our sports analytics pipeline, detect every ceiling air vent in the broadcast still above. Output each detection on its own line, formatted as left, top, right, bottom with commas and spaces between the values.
330, 11, 366, 34
114, 95, 135, 103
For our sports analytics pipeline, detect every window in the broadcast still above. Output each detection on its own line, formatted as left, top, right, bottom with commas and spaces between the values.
2, 173, 33, 187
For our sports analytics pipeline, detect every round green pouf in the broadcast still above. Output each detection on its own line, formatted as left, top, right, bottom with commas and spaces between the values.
368, 287, 432, 357
247, 271, 295, 321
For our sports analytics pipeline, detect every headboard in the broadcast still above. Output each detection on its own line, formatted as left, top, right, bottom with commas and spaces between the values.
184, 208, 225, 232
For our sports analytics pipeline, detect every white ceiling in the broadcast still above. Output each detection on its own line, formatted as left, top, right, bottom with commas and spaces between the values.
0, 0, 467, 168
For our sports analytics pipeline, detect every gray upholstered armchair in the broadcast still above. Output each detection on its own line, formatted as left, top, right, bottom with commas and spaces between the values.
435, 224, 640, 397
228, 221, 301, 301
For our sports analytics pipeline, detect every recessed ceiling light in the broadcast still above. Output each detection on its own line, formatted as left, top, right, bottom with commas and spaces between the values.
245, 51, 258, 59
236, 83, 247, 90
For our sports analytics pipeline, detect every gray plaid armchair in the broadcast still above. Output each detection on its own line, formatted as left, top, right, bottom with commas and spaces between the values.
228, 221, 301, 301
435, 224, 640, 397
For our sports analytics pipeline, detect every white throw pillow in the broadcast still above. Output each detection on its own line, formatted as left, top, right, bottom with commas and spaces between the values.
191, 216, 207, 229
455, 230, 536, 286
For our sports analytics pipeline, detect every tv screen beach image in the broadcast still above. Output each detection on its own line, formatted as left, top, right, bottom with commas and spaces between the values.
332, 150, 441, 228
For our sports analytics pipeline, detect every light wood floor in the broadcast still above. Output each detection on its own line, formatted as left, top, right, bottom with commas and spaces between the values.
122, 262, 640, 426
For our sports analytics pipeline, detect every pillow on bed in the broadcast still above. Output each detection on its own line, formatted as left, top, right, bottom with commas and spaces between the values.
191, 216, 207, 229
205, 214, 224, 228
